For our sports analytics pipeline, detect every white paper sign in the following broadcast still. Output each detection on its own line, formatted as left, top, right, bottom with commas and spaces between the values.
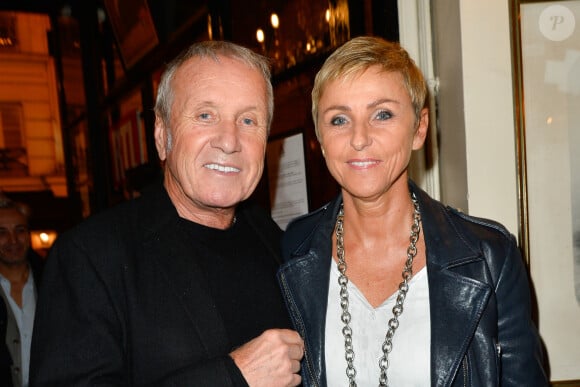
267, 133, 309, 230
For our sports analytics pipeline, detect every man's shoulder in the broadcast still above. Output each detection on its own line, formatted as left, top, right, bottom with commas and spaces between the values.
58, 184, 172, 248
238, 200, 283, 246
67, 197, 140, 236
239, 200, 277, 225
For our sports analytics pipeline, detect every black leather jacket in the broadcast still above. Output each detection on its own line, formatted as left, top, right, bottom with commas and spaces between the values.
278, 181, 547, 386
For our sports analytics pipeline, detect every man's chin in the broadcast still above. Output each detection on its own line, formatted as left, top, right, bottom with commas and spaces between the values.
206, 198, 245, 210
206, 191, 252, 208
0, 257, 28, 266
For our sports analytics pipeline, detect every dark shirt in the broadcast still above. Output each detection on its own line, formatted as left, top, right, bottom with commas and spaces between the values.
178, 210, 292, 385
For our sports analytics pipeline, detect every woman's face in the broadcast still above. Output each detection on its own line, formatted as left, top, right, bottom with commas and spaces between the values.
317, 65, 428, 203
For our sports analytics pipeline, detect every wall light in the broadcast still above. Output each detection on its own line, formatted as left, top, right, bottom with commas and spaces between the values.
30, 230, 58, 252
270, 13, 279, 29
256, 28, 265, 43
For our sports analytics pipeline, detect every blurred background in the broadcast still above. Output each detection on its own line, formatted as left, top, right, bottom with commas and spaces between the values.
0, 0, 401, 252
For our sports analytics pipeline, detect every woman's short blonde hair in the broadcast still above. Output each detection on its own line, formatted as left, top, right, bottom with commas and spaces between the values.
311, 36, 427, 139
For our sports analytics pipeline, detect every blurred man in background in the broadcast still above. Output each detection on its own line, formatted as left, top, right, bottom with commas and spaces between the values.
0, 194, 43, 387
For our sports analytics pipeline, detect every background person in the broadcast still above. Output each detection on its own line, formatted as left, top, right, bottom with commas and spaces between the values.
278, 36, 547, 386
30, 40, 303, 387
0, 194, 43, 387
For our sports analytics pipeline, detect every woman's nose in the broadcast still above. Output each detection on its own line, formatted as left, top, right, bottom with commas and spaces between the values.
350, 122, 372, 151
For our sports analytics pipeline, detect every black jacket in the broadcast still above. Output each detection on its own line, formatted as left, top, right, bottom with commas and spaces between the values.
278, 181, 547, 386
30, 184, 283, 386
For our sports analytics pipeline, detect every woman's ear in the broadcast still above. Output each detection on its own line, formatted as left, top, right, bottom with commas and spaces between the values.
412, 108, 429, 150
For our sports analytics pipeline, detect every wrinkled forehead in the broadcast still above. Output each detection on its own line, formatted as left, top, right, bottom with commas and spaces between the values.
176, 54, 258, 79
173, 56, 268, 110
174, 56, 265, 92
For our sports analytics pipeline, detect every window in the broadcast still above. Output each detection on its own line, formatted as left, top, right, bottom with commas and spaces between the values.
0, 12, 18, 49
0, 102, 27, 173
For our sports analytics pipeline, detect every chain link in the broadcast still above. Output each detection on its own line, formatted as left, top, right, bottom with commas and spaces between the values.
335, 192, 421, 387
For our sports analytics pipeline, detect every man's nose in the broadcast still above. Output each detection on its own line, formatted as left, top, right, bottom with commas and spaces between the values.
6, 230, 19, 243
211, 120, 241, 154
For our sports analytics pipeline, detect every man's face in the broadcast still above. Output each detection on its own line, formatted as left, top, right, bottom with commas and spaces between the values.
0, 208, 30, 266
155, 55, 269, 216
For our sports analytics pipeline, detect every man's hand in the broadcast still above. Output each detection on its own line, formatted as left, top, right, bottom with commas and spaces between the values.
230, 329, 304, 387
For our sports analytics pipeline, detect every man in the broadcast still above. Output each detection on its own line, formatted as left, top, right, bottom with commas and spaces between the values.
0, 195, 43, 387
30, 41, 304, 386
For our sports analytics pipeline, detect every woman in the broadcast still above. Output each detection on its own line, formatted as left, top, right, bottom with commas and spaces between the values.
278, 36, 547, 386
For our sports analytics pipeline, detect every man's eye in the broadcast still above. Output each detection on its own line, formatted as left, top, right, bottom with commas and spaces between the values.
241, 117, 256, 126
15, 226, 28, 235
376, 110, 392, 120
330, 116, 347, 126
199, 112, 212, 120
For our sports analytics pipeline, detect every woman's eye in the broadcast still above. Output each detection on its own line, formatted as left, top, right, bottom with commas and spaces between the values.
330, 116, 348, 126
376, 110, 392, 120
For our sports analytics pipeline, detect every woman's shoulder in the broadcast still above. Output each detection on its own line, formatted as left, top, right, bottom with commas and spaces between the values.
282, 197, 341, 259
412, 181, 514, 245
432, 200, 520, 269
444, 204, 513, 240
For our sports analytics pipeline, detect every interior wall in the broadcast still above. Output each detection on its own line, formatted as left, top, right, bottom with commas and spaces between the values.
431, 0, 519, 234
398, 0, 441, 200
431, 0, 469, 213
459, 0, 519, 234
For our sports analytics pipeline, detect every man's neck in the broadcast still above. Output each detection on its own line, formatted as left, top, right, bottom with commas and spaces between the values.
0, 262, 30, 308
0, 261, 30, 285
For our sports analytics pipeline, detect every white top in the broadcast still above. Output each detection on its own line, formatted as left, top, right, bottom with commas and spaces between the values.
0, 270, 36, 387
325, 258, 431, 386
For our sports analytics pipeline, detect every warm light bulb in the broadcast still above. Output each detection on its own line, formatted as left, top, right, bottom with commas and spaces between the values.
256, 29, 265, 43
39, 232, 49, 243
271, 13, 279, 29
325, 9, 331, 22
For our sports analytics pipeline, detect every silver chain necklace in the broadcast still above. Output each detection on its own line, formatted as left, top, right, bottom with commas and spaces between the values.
335, 192, 422, 387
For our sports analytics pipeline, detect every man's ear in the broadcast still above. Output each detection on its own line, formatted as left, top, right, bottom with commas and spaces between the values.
412, 108, 429, 150
154, 114, 168, 161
